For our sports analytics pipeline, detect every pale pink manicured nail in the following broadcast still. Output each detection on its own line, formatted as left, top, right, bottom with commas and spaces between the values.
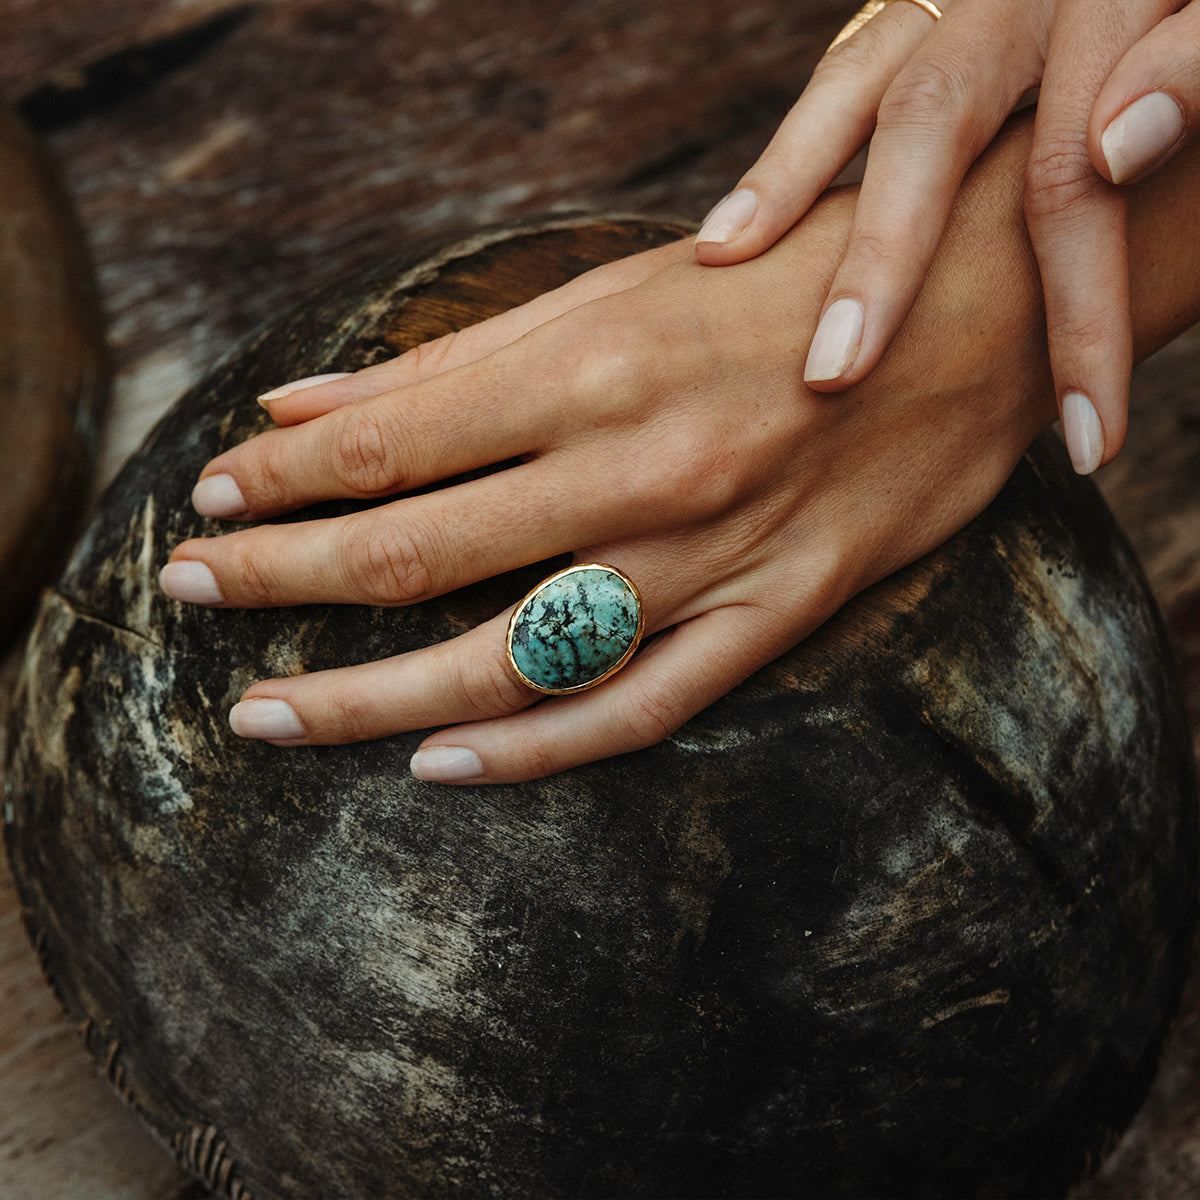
804, 298, 864, 383
229, 698, 305, 741
192, 473, 247, 517
159, 560, 224, 604
1102, 92, 1185, 184
695, 189, 758, 245
1062, 391, 1104, 475
410, 746, 485, 783
257, 372, 353, 406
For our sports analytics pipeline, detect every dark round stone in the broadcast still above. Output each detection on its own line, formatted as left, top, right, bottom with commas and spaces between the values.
4, 217, 1196, 1200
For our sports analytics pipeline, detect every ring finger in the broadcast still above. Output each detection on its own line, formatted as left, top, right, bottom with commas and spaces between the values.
225, 544, 725, 747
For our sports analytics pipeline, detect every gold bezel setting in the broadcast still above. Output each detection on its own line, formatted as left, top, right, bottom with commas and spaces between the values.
505, 563, 645, 696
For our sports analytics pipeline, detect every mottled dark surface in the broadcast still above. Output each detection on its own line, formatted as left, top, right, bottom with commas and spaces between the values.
4, 220, 1196, 1200
0, 104, 107, 649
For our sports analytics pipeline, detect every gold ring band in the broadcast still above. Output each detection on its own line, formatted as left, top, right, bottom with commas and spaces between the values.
829, 0, 943, 51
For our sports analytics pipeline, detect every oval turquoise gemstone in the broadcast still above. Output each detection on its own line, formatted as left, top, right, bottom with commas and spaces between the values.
509, 566, 641, 692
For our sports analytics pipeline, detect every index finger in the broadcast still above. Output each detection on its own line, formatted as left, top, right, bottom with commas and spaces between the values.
693, 0, 942, 266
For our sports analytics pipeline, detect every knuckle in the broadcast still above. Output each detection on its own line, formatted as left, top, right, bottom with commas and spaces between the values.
324, 688, 376, 744
846, 224, 899, 273
410, 332, 456, 376
555, 307, 670, 424
352, 521, 437, 604
816, 29, 892, 81
1023, 143, 1096, 221
331, 409, 403, 496
621, 676, 690, 748
233, 546, 276, 602
510, 739, 562, 782
878, 58, 972, 133
643, 426, 741, 521
564, 323, 642, 406
238, 437, 289, 507
1051, 307, 1118, 356
457, 659, 533, 721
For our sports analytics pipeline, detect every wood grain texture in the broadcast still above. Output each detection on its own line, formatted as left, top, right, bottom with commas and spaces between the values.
5, 218, 1197, 1200
0, 0, 1197, 1196
0, 105, 107, 650
4, 0, 853, 490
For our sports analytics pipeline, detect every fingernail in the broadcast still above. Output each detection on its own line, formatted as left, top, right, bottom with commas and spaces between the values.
1062, 391, 1104, 475
258, 372, 353, 406
1102, 92, 1185, 184
192, 473, 247, 517
695, 189, 758, 245
159, 560, 224, 604
229, 698, 305, 741
410, 745, 485, 784
804, 298, 864, 383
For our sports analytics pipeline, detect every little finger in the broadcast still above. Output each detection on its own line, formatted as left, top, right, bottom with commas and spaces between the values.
410, 602, 797, 784
1025, 0, 1168, 471
228, 614, 539, 746
225, 554, 709, 749
261, 240, 686, 426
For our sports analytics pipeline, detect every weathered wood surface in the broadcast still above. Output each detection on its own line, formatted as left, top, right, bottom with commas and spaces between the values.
6, 216, 1197, 1198
0, 105, 107, 650
1, 0, 853, 492
0, 0, 1197, 1196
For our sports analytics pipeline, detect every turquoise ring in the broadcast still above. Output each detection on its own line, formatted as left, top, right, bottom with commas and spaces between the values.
506, 563, 645, 695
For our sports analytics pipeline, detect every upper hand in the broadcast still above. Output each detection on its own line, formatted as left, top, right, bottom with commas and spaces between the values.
694, 0, 1200, 473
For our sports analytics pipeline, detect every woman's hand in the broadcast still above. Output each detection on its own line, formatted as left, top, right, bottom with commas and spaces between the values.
158, 120, 1061, 784
694, 0, 1200, 475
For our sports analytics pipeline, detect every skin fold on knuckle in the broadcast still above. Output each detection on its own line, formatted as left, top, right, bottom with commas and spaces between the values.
330, 406, 409, 497
503, 737, 566, 783
815, 23, 899, 84
456, 658, 533, 722
228, 537, 280, 605
319, 684, 384, 744
408, 330, 460, 377
1024, 141, 1101, 223
619, 676, 692, 749
352, 520, 438, 605
876, 56, 978, 139
839, 218, 914, 279
1049, 304, 1127, 358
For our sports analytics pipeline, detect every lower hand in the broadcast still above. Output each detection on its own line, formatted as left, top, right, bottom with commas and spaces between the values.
160, 122, 1054, 783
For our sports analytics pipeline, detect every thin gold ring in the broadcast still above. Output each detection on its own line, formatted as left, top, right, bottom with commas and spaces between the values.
829, 0, 943, 51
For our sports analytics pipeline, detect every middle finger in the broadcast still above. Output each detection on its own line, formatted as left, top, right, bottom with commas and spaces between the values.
164, 449, 674, 610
